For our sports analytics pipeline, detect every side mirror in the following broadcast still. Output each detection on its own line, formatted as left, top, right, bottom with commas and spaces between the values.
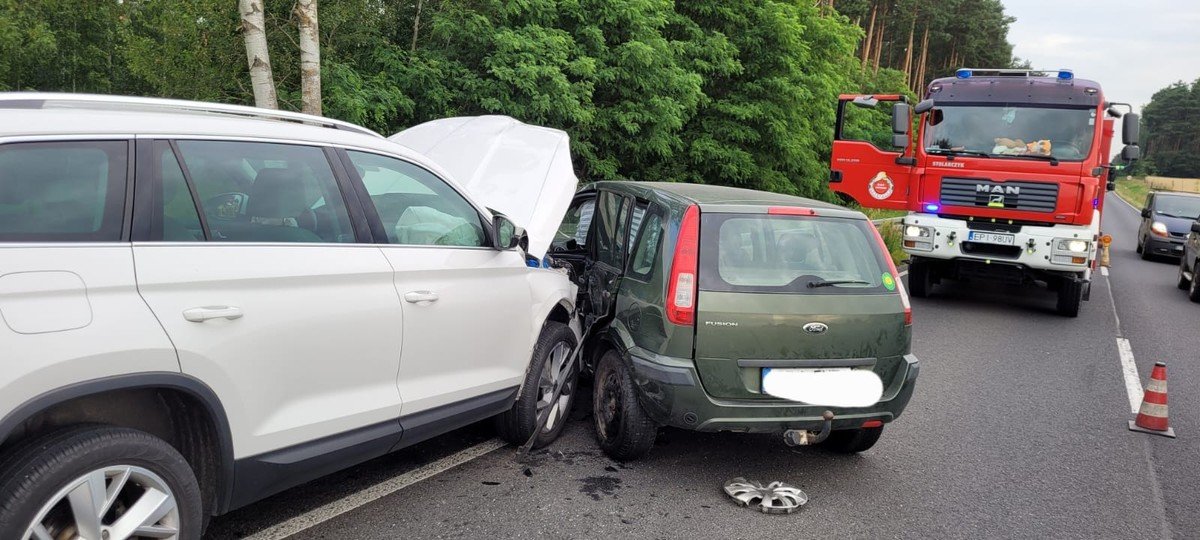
851, 95, 879, 108
1141, 208, 1151, 218
1122, 113, 1140, 145
492, 214, 523, 250
1192, 221, 1200, 233
914, 99, 935, 114
891, 102, 911, 148
1121, 145, 1141, 162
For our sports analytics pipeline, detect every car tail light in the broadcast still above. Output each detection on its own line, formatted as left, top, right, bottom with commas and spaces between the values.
666, 205, 700, 326
768, 206, 816, 216
868, 221, 911, 325
861, 419, 884, 429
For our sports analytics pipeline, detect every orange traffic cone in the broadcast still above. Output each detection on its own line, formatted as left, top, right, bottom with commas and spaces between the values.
1128, 362, 1176, 438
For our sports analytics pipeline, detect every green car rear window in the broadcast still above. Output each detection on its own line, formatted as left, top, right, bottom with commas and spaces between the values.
699, 213, 894, 295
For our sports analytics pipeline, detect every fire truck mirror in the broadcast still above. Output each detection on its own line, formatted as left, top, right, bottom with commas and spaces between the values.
1120, 145, 1141, 162
914, 99, 935, 115
1122, 113, 1140, 145
892, 103, 911, 133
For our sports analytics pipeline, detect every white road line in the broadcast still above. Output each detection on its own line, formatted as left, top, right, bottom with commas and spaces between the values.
1100, 266, 1109, 276
243, 438, 508, 540
1102, 265, 1142, 413
1116, 338, 1143, 414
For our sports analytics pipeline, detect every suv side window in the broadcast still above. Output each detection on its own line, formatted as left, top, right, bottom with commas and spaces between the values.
628, 203, 664, 280
153, 142, 205, 241
0, 140, 128, 241
346, 151, 486, 247
174, 140, 355, 243
594, 191, 632, 268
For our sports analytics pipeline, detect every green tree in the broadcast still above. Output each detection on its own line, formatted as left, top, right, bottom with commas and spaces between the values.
1138, 78, 1200, 178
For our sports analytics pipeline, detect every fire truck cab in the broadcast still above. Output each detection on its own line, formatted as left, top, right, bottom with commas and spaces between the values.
830, 69, 1141, 316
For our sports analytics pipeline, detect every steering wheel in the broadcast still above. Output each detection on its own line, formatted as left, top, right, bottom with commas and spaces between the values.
204, 192, 249, 221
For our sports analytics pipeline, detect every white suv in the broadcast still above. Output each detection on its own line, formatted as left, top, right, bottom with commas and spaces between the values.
0, 94, 581, 539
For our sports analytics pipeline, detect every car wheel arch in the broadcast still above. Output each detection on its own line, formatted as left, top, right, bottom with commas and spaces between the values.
0, 372, 236, 517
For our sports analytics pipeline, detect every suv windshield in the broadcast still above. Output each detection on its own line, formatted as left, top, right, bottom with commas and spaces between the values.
699, 214, 894, 295
1154, 195, 1200, 220
924, 105, 1096, 161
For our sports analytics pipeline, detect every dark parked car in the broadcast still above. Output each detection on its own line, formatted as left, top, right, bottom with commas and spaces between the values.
551, 181, 919, 460
1177, 215, 1200, 302
1138, 191, 1200, 260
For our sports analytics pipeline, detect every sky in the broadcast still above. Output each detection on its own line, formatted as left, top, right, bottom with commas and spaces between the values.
1003, 0, 1200, 113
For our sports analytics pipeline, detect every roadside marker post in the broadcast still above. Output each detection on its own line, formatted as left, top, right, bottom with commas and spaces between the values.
1128, 362, 1176, 438
1100, 234, 1112, 267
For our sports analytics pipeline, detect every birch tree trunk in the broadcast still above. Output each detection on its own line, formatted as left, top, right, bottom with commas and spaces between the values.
296, 0, 321, 116
239, 0, 277, 109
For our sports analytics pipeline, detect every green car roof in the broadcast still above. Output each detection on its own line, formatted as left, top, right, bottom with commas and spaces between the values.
588, 181, 866, 219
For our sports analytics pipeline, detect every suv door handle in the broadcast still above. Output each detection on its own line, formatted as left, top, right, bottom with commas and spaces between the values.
183, 306, 243, 322
403, 291, 439, 305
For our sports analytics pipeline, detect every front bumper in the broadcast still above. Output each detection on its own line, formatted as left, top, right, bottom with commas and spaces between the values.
1145, 235, 1185, 258
901, 213, 1096, 273
626, 349, 919, 433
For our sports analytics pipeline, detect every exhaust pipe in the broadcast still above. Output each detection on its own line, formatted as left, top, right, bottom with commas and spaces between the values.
783, 410, 835, 446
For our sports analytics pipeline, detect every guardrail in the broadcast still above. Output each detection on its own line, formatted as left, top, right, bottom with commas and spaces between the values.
871, 216, 904, 225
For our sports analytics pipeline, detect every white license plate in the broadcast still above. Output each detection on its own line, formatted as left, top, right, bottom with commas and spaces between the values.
761, 367, 883, 407
968, 231, 1015, 246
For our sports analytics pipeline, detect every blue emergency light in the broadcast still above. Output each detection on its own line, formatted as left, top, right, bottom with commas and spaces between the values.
1057, 69, 1074, 81
956, 69, 971, 79
925, 204, 940, 212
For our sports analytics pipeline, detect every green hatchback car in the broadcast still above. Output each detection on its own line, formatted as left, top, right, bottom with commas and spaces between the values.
551, 182, 920, 460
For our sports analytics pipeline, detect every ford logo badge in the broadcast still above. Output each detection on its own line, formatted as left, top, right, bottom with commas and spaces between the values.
803, 322, 828, 335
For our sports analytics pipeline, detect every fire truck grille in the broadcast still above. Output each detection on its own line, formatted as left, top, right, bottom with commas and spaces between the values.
940, 178, 1059, 213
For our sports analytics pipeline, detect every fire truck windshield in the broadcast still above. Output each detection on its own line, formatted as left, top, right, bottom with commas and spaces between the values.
924, 105, 1097, 162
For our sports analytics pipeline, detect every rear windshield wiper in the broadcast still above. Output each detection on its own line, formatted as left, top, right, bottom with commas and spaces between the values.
926, 148, 990, 158
807, 279, 871, 288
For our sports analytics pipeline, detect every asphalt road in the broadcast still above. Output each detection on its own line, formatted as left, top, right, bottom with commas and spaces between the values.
206, 192, 1193, 539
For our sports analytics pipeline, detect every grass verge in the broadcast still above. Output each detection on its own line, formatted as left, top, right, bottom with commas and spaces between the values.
1115, 176, 1149, 208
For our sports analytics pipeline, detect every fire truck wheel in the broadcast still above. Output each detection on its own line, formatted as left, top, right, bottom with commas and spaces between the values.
908, 261, 932, 298
1056, 277, 1083, 317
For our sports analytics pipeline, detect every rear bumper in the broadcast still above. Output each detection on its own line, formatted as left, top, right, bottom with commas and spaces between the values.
626, 349, 919, 433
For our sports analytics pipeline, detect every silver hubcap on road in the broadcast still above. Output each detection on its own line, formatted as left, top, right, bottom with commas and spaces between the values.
536, 342, 574, 433
25, 465, 180, 540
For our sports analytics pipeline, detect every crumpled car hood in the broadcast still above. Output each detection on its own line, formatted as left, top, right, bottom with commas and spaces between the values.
389, 116, 579, 259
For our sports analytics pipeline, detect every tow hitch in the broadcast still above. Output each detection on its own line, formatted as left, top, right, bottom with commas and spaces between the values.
783, 410, 834, 446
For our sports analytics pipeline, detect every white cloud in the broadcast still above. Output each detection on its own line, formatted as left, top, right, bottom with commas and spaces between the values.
1004, 0, 1200, 112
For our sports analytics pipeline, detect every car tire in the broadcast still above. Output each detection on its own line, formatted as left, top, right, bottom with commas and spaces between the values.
1178, 259, 1191, 290
1140, 238, 1153, 260
1136, 237, 1144, 254
1056, 277, 1083, 317
0, 425, 203, 540
496, 321, 579, 449
908, 260, 932, 298
593, 350, 658, 461
821, 426, 884, 453
1189, 262, 1200, 303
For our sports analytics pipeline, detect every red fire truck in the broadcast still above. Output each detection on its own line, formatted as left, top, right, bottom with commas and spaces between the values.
830, 68, 1140, 316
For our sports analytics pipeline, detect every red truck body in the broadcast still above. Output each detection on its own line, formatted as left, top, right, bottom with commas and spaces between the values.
830, 71, 1119, 226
